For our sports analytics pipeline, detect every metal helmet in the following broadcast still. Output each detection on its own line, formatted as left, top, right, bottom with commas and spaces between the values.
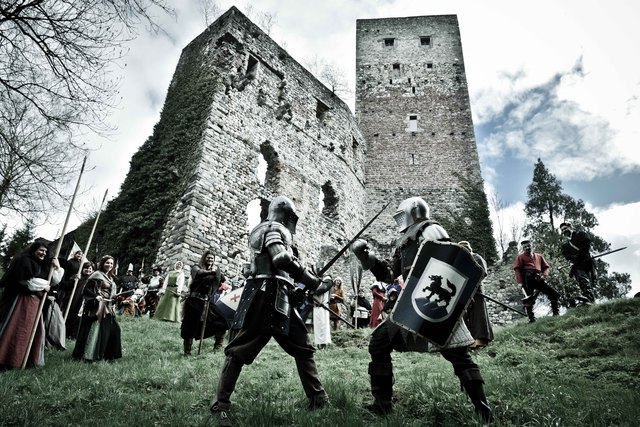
267, 196, 299, 234
393, 197, 430, 232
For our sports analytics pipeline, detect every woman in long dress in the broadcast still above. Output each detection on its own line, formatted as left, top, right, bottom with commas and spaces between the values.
312, 286, 331, 349
72, 255, 122, 361
0, 241, 63, 369
155, 261, 185, 322
65, 261, 94, 339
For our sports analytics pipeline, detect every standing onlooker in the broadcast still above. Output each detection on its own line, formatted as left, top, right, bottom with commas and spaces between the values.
72, 255, 122, 362
312, 281, 332, 349
180, 251, 226, 356
369, 281, 386, 328
329, 277, 345, 331
155, 261, 185, 323
57, 250, 83, 313
65, 261, 95, 339
142, 267, 163, 317
351, 289, 372, 328
458, 241, 494, 349
514, 239, 560, 322
0, 241, 64, 369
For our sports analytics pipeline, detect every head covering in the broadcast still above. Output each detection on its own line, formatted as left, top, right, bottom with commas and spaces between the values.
458, 241, 472, 251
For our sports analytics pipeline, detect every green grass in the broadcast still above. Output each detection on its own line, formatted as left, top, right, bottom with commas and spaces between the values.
1, 299, 640, 426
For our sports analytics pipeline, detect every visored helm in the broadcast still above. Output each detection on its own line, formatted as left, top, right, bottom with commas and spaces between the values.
267, 195, 299, 234
393, 197, 430, 232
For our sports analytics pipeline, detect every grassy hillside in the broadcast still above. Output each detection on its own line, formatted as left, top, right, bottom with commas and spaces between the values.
1, 298, 639, 426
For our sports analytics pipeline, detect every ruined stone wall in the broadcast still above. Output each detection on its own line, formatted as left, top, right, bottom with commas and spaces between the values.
155, 7, 366, 278
355, 15, 483, 254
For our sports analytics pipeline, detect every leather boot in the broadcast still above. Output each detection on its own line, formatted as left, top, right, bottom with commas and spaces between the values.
525, 306, 536, 322
364, 362, 393, 415
460, 369, 493, 424
210, 356, 244, 425
295, 358, 329, 409
550, 300, 560, 316
213, 332, 225, 351
183, 338, 193, 356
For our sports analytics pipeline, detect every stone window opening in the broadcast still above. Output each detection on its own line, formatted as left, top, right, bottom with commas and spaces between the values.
320, 182, 339, 218
352, 136, 359, 148
392, 63, 401, 78
245, 198, 269, 232
259, 141, 281, 189
426, 62, 433, 70
412, 87, 416, 94
407, 115, 418, 132
316, 98, 330, 122
246, 55, 259, 80
384, 38, 395, 47
420, 36, 432, 47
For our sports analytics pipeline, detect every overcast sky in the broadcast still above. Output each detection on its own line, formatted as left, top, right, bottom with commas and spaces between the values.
22, 0, 639, 296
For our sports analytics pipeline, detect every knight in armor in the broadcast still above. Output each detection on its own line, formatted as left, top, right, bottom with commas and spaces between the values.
351, 197, 492, 423
210, 196, 332, 426
559, 222, 596, 303
180, 251, 227, 355
513, 239, 560, 321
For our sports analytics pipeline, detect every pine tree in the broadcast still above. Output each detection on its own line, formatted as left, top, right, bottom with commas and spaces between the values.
1, 221, 35, 271
523, 159, 630, 304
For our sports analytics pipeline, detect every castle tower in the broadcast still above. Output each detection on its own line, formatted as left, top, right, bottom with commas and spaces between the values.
153, 7, 367, 274
356, 15, 484, 252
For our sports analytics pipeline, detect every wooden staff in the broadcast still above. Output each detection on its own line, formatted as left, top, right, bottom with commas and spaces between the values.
63, 189, 108, 321
22, 156, 87, 369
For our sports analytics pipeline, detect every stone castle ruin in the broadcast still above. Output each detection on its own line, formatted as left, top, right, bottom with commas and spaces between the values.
146, 7, 487, 294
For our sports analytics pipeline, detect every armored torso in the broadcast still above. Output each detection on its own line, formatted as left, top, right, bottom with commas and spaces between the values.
248, 221, 295, 285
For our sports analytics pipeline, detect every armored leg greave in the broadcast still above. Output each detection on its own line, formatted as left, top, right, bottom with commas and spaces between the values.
460, 368, 493, 423
295, 358, 329, 409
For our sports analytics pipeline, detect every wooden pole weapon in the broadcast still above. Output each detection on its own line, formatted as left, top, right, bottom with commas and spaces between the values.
64, 189, 108, 321
22, 156, 87, 369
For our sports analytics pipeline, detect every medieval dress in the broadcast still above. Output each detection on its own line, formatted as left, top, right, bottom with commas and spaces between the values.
312, 288, 331, 347
72, 270, 122, 361
0, 254, 63, 368
155, 269, 185, 322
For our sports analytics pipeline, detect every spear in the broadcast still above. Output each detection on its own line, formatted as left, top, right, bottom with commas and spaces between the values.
64, 189, 108, 321
22, 156, 87, 369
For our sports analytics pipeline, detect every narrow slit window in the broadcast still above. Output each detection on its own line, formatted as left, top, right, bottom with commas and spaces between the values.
408, 115, 418, 132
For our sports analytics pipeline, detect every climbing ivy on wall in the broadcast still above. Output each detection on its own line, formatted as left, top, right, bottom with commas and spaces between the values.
437, 172, 499, 265
76, 36, 222, 270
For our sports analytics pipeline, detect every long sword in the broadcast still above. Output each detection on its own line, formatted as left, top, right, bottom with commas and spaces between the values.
317, 201, 391, 277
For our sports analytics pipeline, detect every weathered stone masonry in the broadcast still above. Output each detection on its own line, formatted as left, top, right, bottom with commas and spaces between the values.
356, 15, 484, 254
155, 8, 367, 278
148, 8, 510, 319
